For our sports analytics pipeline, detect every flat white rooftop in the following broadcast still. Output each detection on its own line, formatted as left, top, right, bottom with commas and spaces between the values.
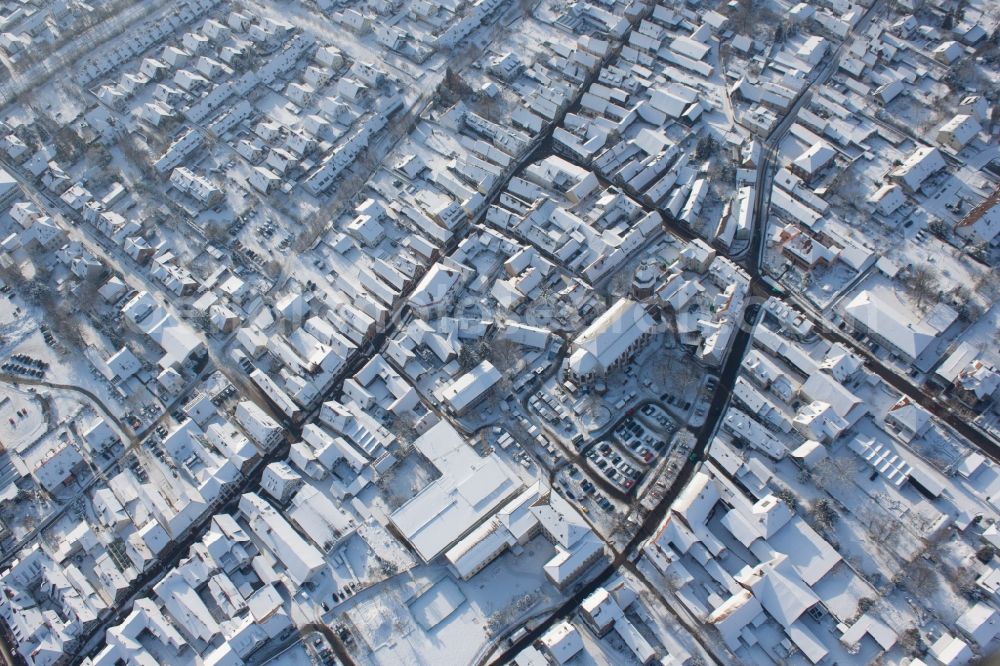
389, 421, 523, 561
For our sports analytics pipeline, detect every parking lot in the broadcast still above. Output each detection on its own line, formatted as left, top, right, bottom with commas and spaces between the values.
663, 373, 718, 428
657, 388, 692, 414
582, 402, 677, 495
557, 464, 617, 514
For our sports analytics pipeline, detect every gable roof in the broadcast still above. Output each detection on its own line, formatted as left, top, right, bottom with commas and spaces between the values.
845, 290, 935, 360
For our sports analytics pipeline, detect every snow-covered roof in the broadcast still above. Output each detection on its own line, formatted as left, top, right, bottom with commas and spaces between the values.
929, 633, 973, 665
439, 360, 501, 413
937, 113, 981, 147
957, 601, 1000, 647
848, 435, 912, 488
389, 421, 522, 561
792, 142, 835, 175
566, 299, 656, 377
238, 492, 324, 586
0, 166, 17, 203
889, 146, 945, 191
539, 621, 583, 664
751, 516, 841, 587
735, 554, 819, 628
885, 396, 930, 439
935, 341, 980, 384
844, 289, 935, 360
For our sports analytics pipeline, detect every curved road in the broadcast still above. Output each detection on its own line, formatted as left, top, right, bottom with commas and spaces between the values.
486, 1, 895, 662
0, 373, 139, 570
0, 1, 936, 665
0, 373, 135, 441
486, 315, 755, 664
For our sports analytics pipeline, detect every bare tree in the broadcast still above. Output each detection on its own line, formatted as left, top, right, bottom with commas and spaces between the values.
118, 133, 153, 173
813, 455, 860, 490
204, 220, 231, 245
610, 271, 633, 301
611, 511, 634, 537
775, 486, 798, 510
581, 391, 603, 419
650, 353, 673, 387
650, 351, 698, 392
828, 163, 864, 211
386, 412, 419, 450
907, 263, 939, 309
488, 337, 521, 392
728, 0, 754, 33
0, 261, 26, 289
436, 67, 474, 106
903, 561, 938, 596
951, 564, 980, 598
898, 627, 921, 656
21, 269, 85, 350
264, 258, 283, 279
975, 272, 1000, 301
676, 355, 700, 387
75, 276, 103, 311
457, 343, 483, 371
859, 505, 898, 550
952, 285, 981, 322
727, 0, 779, 40
809, 498, 838, 531
524, 284, 559, 327
471, 93, 504, 123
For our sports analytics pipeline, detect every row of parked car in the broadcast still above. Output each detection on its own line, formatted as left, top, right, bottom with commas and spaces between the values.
659, 390, 692, 412
639, 403, 673, 430
39, 324, 56, 347
582, 482, 615, 512
529, 391, 564, 425
613, 417, 666, 463
562, 468, 614, 511
587, 443, 643, 491
2, 361, 46, 378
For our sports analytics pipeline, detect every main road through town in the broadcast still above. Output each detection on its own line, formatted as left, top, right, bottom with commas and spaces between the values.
484, 1, 892, 662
